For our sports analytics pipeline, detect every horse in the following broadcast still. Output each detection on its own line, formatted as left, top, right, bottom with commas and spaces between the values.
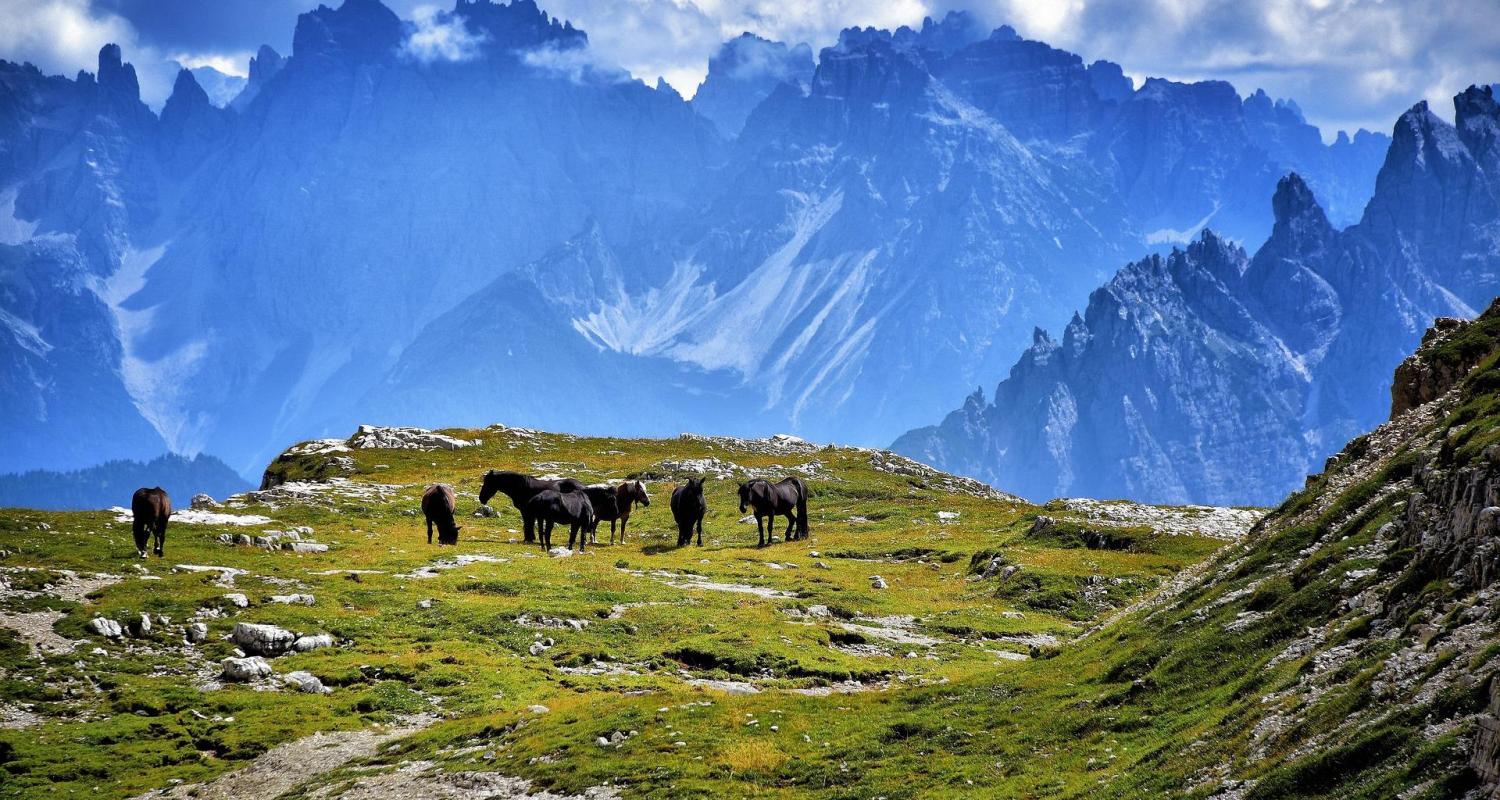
421, 484, 462, 545
583, 486, 618, 545
738, 477, 810, 547
478, 470, 585, 543
131, 487, 171, 558
585, 480, 651, 545
524, 489, 596, 552
671, 477, 707, 547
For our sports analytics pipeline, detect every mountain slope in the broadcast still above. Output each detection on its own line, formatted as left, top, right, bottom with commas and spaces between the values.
897, 86, 1500, 506
0, 1, 1399, 483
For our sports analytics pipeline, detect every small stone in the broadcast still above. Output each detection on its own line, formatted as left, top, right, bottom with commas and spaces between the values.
223, 593, 250, 608
186, 622, 209, 643
472, 506, 498, 518
870, 576, 889, 589
527, 704, 550, 714
418, 599, 433, 609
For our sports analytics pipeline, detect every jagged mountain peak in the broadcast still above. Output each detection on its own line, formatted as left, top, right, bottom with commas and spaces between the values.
292, 0, 404, 63
452, 0, 588, 53
96, 43, 140, 100
1269, 171, 1333, 235
164, 68, 210, 114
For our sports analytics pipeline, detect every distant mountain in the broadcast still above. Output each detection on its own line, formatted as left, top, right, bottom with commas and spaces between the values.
0, 453, 248, 510
895, 86, 1500, 506
0, 0, 1401, 479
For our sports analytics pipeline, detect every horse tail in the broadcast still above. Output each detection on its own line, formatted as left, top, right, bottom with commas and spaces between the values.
794, 478, 809, 537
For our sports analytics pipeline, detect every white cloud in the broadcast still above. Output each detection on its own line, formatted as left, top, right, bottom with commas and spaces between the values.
171, 51, 251, 78
401, 4, 489, 64
0, 0, 138, 75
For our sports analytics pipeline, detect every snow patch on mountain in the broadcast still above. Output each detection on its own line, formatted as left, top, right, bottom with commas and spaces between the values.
97, 242, 209, 455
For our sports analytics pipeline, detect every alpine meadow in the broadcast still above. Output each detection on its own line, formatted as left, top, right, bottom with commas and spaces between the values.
2, 1, 1500, 798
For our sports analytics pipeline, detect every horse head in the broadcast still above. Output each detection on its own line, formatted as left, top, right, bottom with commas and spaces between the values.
738, 481, 752, 513
478, 470, 499, 505
633, 480, 650, 507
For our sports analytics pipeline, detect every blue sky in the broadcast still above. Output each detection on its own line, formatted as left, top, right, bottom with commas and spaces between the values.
3, 0, 1497, 136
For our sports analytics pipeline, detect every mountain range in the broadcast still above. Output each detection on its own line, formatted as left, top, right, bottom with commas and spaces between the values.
0, 0, 1406, 493
894, 85, 1500, 505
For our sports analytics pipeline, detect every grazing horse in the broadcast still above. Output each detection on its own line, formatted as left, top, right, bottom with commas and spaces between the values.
738, 477, 809, 547
421, 484, 462, 545
671, 477, 707, 547
131, 487, 171, 558
525, 489, 595, 552
478, 470, 585, 543
585, 480, 652, 545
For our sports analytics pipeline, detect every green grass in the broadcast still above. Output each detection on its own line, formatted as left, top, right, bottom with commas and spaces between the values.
0, 429, 1239, 799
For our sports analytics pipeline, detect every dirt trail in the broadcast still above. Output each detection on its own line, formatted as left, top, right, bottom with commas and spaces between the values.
135, 717, 434, 800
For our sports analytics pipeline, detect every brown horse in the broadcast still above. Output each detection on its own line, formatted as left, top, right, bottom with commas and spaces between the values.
583, 480, 652, 545
131, 487, 171, 558
421, 484, 461, 545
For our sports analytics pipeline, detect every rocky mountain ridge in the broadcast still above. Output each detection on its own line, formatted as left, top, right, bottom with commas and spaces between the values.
896, 85, 1500, 506
0, 0, 1398, 484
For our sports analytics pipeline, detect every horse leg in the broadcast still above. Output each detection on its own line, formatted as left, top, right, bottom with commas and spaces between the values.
523, 513, 535, 544
696, 515, 704, 547
154, 522, 166, 557
784, 513, 794, 543
133, 521, 148, 558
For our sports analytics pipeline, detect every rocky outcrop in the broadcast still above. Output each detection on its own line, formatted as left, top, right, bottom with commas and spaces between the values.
1390, 301, 1500, 416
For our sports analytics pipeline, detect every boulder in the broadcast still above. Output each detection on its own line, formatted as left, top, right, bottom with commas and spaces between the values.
223, 593, 250, 608
472, 505, 498, 518
232, 622, 297, 656
86, 617, 123, 638
190, 493, 220, 510
870, 575, 889, 589
269, 594, 316, 606
292, 633, 335, 652
185, 622, 209, 643
128, 613, 152, 637
221, 656, 273, 682
282, 670, 329, 694
282, 542, 329, 554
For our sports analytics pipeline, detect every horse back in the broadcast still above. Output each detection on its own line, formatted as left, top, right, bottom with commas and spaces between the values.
132, 487, 170, 523
422, 484, 457, 516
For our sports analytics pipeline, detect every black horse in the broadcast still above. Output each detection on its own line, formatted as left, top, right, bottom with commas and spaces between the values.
671, 477, 707, 547
738, 477, 809, 547
421, 484, 461, 545
478, 470, 585, 543
131, 487, 171, 558
524, 489, 596, 552
584, 480, 652, 545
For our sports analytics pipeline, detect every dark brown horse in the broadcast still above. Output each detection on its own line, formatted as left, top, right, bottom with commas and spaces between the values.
478, 470, 584, 543
671, 477, 707, 547
131, 487, 171, 558
738, 477, 809, 547
585, 480, 651, 545
525, 489, 595, 551
421, 484, 461, 545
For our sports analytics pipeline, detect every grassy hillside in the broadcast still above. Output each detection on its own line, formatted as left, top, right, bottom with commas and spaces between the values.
0, 429, 1253, 799
7, 299, 1498, 800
